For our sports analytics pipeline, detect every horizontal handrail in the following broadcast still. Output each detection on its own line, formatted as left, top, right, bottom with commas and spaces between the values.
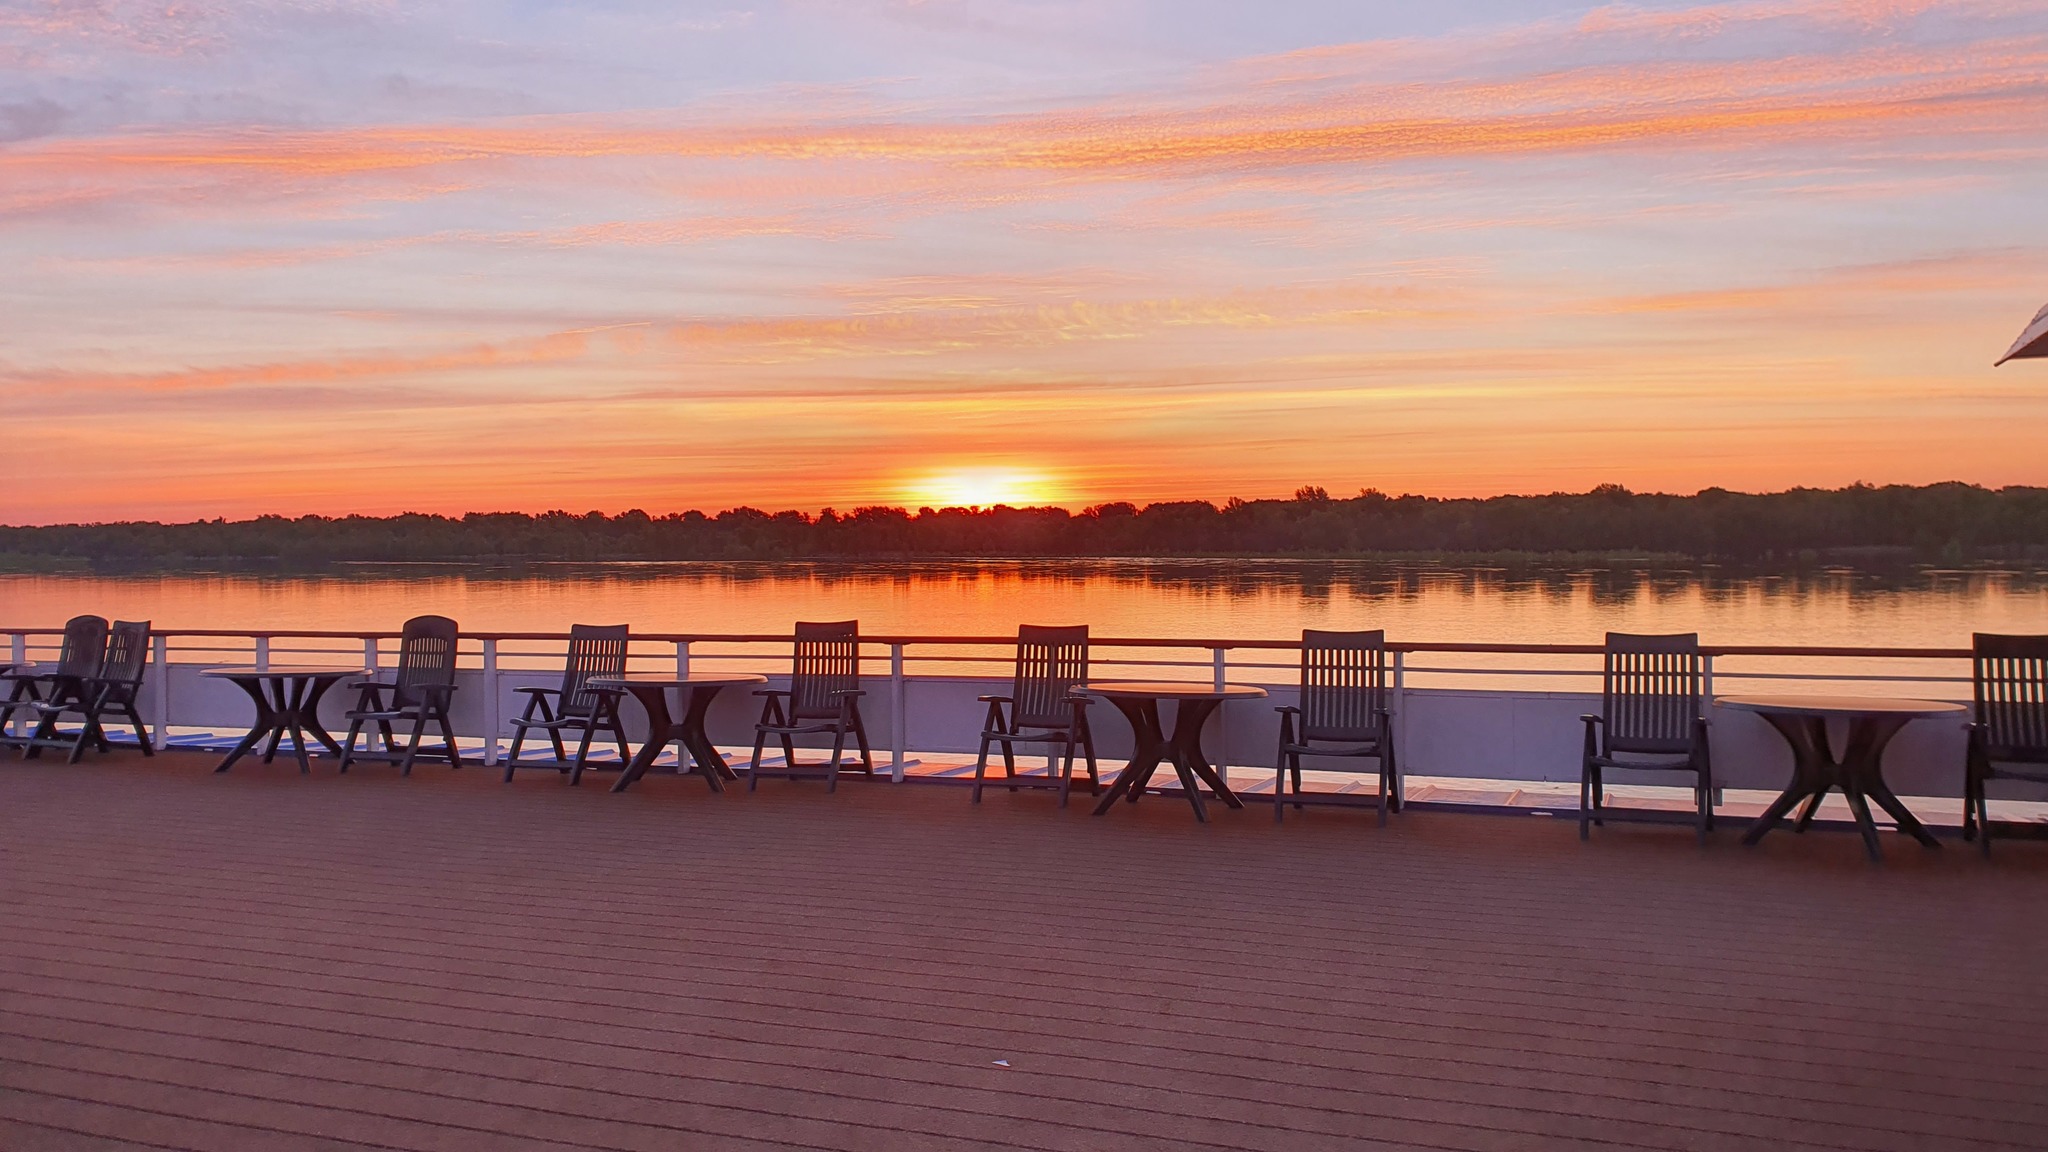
0, 626, 1980, 660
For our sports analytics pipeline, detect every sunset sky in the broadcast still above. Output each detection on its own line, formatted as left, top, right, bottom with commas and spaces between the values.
4, 0, 2046, 522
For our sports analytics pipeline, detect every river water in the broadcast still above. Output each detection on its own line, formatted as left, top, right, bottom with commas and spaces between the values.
4, 561, 2045, 648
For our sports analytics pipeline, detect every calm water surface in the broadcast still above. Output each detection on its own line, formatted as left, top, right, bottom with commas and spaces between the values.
4, 561, 2046, 648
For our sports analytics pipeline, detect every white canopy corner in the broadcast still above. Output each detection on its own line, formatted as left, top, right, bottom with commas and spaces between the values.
1995, 301, 2048, 365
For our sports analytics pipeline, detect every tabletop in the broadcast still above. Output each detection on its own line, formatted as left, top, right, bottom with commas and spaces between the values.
1715, 694, 1966, 719
200, 665, 373, 679
1076, 681, 1269, 701
589, 673, 770, 690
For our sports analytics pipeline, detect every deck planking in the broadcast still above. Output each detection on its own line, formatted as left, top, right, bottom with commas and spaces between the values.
2, 751, 2045, 1151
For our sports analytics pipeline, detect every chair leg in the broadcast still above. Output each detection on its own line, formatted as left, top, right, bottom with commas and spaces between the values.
1273, 758, 1286, 824
338, 720, 365, 773
124, 704, 153, 757
1579, 761, 1592, 841
1058, 734, 1079, 809
825, 726, 848, 794
749, 722, 771, 792
1384, 736, 1401, 813
1592, 766, 1605, 826
972, 735, 992, 804
1696, 774, 1709, 847
503, 726, 527, 782
1961, 765, 1978, 841
399, 717, 427, 777
608, 705, 631, 763
1979, 779, 1993, 860
1082, 724, 1101, 795
569, 723, 597, 787
1378, 756, 1389, 828
851, 710, 874, 776
438, 711, 461, 769
1001, 736, 1017, 793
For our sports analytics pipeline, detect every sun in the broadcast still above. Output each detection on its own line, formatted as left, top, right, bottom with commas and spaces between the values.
903, 468, 1058, 509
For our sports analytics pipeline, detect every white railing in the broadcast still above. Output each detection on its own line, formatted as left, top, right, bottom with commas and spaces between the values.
0, 627, 1993, 798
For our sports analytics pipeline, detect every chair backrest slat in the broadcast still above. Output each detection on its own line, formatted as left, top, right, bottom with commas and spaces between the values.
98, 621, 152, 688
1299, 629, 1388, 741
56, 615, 110, 678
790, 621, 859, 719
1011, 625, 1089, 729
560, 624, 630, 717
1602, 632, 1701, 753
1973, 633, 2048, 755
393, 615, 460, 708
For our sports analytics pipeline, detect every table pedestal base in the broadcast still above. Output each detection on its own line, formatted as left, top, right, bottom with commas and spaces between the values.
215, 674, 347, 774
1092, 696, 1243, 822
1740, 712, 1939, 862
612, 684, 742, 794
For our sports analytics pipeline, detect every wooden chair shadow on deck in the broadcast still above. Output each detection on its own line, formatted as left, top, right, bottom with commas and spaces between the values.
1274, 629, 1401, 826
503, 624, 631, 786
1964, 632, 2048, 858
749, 621, 873, 792
1581, 631, 1714, 844
339, 615, 462, 776
972, 624, 1098, 807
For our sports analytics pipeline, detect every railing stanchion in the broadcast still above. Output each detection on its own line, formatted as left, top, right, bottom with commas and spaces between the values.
1701, 652, 1721, 807
150, 634, 171, 751
481, 638, 501, 767
676, 640, 690, 678
890, 643, 907, 783
1393, 650, 1409, 778
254, 636, 270, 672
363, 636, 378, 674
1212, 646, 1229, 790
8, 633, 24, 739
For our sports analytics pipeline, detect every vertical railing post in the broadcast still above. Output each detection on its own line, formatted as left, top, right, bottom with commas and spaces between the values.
675, 640, 691, 678
254, 636, 270, 671
481, 638, 500, 767
8, 633, 24, 738
150, 634, 171, 750
1211, 646, 1229, 789
890, 643, 906, 783
363, 636, 379, 674
1393, 650, 1409, 777
1700, 652, 1720, 807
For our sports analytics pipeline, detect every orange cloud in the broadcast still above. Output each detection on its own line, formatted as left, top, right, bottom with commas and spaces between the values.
6, 35, 2041, 202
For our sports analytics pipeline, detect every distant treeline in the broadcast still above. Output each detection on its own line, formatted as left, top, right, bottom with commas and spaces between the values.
5, 483, 2047, 569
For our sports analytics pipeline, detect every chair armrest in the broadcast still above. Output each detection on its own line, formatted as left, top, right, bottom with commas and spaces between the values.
1275, 705, 1301, 715
977, 694, 1014, 704
346, 678, 393, 690
830, 689, 866, 699
513, 686, 561, 697
1580, 714, 1604, 724
752, 688, 790, 698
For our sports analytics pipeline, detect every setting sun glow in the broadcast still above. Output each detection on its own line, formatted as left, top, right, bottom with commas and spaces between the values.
903, 469, 1060, 510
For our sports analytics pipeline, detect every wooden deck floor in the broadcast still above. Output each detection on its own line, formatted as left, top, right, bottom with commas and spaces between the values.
2, 751, 2045, 1151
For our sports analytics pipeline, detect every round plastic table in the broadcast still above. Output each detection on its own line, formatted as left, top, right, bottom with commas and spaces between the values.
1716, 694, 1965, 861
1076, 681, 1269, 822
590, 673, 769, 793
